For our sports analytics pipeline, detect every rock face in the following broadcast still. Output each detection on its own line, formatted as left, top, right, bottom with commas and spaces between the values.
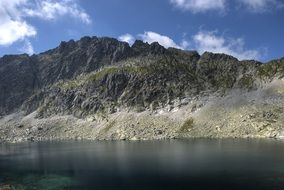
0, 36, 284, 142
0, 54, 38, 115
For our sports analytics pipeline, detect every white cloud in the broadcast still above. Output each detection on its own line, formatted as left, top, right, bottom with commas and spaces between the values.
180, 39, 190, 49
0, 20, 36, 46
24, 0, 91, 24
139, 31, 188, 49
170, 0, 283, 13
192, 31, 260, 60
237, 0, 284, 12
120, 30, 261, 60
19, 40, 35, 55
0, 0, 91, 51
118, 34, 135, 45
170, 0, 226, 13
0, 0, 36, 46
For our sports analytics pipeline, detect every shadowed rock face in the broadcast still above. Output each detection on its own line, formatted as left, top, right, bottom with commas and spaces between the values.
0, 36, 283, 118
0, 55, 38, 115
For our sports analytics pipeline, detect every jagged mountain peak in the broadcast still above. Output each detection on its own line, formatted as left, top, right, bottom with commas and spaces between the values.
0, 35, 283, 117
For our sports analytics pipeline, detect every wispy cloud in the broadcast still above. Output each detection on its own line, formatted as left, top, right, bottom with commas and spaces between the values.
118, 34, 136, 45
19, 40, 35, 55
121, 30, 261, 60
24, 0, 92, 24
138, 31, 188, 49
237, 0, 284, 12
170, 0, 284, 13
0, 0, 91, 52
192, 30, 260, 60
170, 0, 226, 13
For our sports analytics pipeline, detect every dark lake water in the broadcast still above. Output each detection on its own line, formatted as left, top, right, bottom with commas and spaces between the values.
1, 139, 284, 190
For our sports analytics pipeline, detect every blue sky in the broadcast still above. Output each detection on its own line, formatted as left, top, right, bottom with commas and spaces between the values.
0, 0, 284, 62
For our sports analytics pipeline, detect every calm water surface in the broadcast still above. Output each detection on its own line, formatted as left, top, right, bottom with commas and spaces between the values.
1, 139, 284, 190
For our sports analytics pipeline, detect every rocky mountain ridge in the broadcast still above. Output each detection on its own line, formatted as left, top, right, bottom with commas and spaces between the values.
0, 36, 284, 142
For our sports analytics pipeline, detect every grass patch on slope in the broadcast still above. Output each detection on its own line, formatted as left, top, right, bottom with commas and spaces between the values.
179, 118, 194, 133
55, 65, 149, 90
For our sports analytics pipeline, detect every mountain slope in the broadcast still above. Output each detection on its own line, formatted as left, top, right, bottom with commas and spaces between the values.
0, 36, 284, 142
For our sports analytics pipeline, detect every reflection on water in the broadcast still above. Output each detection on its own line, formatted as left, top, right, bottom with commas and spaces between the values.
1, 139, 284, 189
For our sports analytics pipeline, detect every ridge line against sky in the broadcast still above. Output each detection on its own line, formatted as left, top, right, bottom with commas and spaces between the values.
0, 0, 283, 61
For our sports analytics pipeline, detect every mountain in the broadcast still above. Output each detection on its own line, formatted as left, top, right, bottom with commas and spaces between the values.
0, 36, 284, 142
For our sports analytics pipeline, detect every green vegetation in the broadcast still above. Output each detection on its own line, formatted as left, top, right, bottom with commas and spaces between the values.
214, 76, 235, 89
87, 66, 148, 81
238, 74, 255, 89
257, 60, 284, 79
55, 75, 87, 90
88, 67, 120, 81
57, 80, 81, 90
258, 64, 277, 79
179, 118, 194, 133
55, 65, 148, 91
